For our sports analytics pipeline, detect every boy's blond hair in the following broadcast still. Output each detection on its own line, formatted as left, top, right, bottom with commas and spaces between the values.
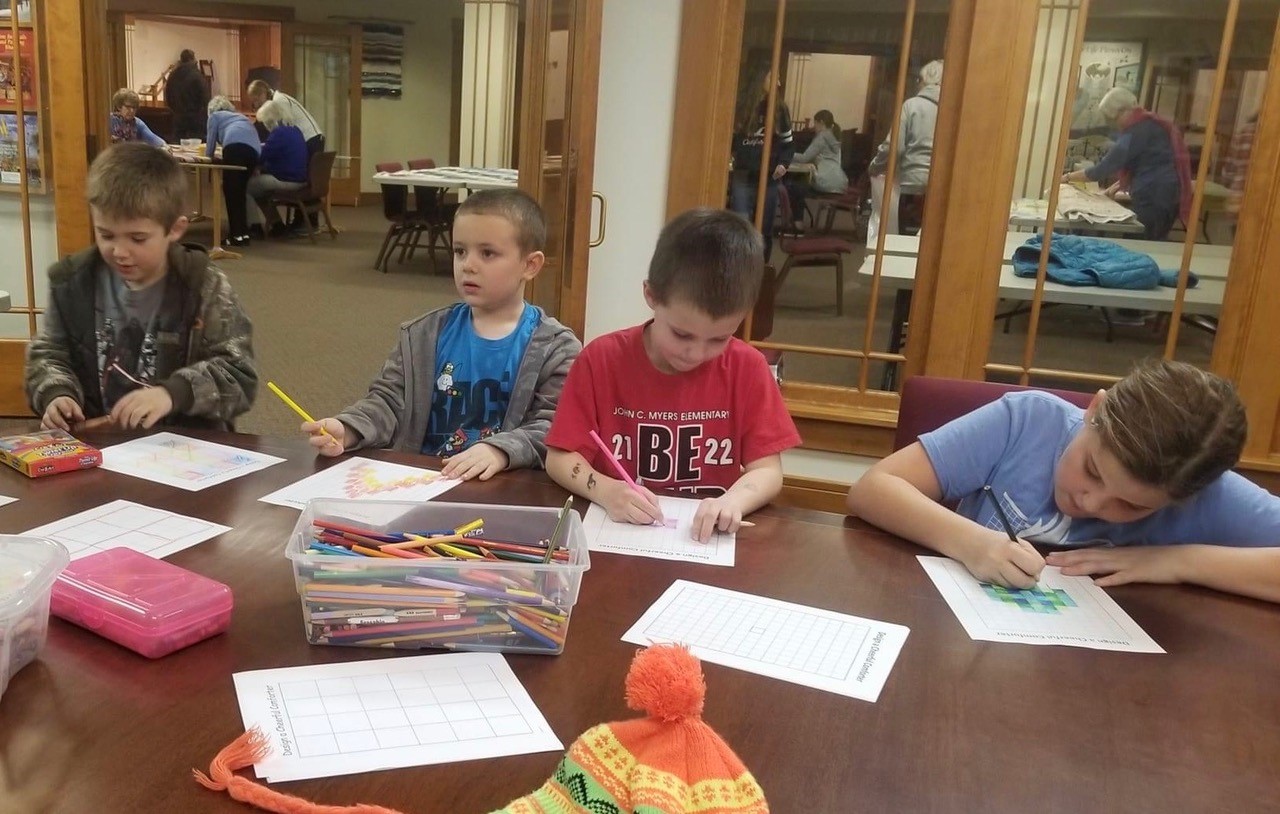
87, 142, 187, 230
1095, 359, 1247, 499
647, 208, 763, 318
456, 188, 547, 254
111, 88, 141, 111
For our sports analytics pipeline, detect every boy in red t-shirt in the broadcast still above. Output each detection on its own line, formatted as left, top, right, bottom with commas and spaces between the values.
545, 208, 801, 541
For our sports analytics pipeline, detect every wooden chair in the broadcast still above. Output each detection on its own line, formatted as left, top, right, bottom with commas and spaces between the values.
775, 184, 856, 316
269, 151, 338, 244
403, 157, 457, 272
372, 161, 425, 272
893, 375, 1095, 451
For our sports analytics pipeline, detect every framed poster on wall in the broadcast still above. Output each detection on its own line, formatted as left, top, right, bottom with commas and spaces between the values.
1070, 41, 1145, 136
0, 27, 38, 110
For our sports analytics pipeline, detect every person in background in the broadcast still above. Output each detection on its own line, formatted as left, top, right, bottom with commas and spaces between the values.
205, 96, 260, 248
165, 49, 210, 141
245, 79, 324, 158
108, 89, 165, 148
1061, 87, 1191, 241
247, 100, 308, 238
868, 59, 943, 240
729, 69, 795, 258
786, 108, 849, 227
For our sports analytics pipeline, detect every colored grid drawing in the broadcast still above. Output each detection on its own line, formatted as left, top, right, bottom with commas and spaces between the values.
100, 432, 283, 491
343, 461, 443, 499
582, 497, 735, 566
23, 499, 231, 560
931, 559, 1131, 639
258, 457, 460, 511
980, 583, 1078, 614
279, 663, 536, 758
639, 583, 869, 681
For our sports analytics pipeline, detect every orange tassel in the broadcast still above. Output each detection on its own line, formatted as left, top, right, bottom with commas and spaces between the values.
193, 728, 407, 814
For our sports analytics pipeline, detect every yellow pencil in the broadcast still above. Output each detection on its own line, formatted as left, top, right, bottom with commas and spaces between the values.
267, 381, 334, 440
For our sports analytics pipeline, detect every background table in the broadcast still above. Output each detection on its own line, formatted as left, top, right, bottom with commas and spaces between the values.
0, 430, 1277, 812
371, 166, 518, 191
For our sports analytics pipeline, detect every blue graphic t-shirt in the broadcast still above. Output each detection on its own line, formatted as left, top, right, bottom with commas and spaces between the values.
919, 391, 1280, 547
422, 303, 539, 455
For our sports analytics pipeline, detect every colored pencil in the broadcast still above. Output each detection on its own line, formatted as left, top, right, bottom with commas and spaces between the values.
267, 381, 334, 440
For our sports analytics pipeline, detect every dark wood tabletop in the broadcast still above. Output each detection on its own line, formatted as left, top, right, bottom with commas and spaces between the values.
0, 429, 1277, 813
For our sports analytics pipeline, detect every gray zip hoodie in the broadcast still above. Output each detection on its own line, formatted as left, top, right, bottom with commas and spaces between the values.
868, 82, 941, 191
336, 304, 581, 469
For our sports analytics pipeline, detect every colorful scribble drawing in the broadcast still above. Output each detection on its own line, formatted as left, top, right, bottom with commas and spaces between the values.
980, 583, 1078, 614
343, 461, 442, 499
143, 436, 265, 482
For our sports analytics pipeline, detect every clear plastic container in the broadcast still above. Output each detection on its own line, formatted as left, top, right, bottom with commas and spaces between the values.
0, 535, 69, 701
51, 547, 233, 658
285, 499, 590, 655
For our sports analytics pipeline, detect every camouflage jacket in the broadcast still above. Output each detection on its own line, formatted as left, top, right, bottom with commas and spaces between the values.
25, 242, 258, 429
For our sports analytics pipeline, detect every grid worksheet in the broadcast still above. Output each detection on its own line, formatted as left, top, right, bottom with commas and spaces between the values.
622, 580, 909, 702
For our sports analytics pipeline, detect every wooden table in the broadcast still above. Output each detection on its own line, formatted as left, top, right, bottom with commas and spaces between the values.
1, 430, 1278, 812
172, 150, 247, 262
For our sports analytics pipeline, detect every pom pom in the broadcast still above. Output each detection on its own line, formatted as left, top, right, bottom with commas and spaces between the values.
624, 644, 705, 722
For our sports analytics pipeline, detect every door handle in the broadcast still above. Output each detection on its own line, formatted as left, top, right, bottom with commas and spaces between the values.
589, 192, 606, 248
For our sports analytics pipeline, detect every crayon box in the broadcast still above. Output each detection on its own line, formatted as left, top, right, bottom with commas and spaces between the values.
0, 429, 102, 478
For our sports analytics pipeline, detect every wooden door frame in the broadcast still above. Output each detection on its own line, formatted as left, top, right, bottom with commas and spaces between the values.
280, 21, 362, 207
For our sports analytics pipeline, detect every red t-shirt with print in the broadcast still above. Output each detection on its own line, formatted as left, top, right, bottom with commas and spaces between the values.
546, 323, 801, 496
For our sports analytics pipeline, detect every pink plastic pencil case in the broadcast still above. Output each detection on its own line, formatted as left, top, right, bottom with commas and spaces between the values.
51, 547, 233, 658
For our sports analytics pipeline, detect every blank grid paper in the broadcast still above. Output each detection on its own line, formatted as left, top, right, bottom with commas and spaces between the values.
622, 580, 909, 702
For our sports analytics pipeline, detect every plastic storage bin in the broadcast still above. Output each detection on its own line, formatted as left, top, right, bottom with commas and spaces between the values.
51, 547, 233, 658
0, 535, 69, 701
285, 499, 590, 654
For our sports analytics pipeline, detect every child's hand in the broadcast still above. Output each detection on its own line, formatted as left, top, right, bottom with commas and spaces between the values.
109, 386, 173, 429
303, 418, 347, 457
1047, 546, 1183, 587
441, 443, 508, 481
691, 496, 742, 542
601, 479, 665, 526
41, 396, 85, 431
961, 531, 1045, 589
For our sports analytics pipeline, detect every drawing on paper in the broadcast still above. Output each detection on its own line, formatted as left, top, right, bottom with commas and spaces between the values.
259, 457, 460, 512
343, 461, 443, 499
100, 432, 284, 491
980, 583, 1078, 614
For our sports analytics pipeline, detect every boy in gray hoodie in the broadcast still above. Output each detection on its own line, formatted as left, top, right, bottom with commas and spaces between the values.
303, 189, 581, 481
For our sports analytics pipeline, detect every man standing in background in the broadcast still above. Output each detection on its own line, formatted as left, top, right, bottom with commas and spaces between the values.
166, 49, 209, 141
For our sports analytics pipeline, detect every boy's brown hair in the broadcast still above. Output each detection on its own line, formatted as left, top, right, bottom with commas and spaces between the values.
647, 208, 764, 318
86, 142, 188, 230
455, 188, 547, 254
1094, 359, 1247, 500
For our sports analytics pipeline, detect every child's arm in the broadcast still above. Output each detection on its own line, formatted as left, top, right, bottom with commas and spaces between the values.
445, 327, 581, 478
162, 274, 257, 423
690, 454, 784, 542
1048, 545, 1280, 603
24, 292, 88, 428
847, 442, 1046, 588
332, 344, 409, 452
545, 447, 664, 524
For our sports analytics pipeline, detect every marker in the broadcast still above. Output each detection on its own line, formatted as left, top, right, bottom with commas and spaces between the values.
983, 484, 1039, 585
267, 381, 335, 441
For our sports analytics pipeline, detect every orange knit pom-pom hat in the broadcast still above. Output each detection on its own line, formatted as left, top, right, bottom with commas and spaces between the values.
495, 643, 768, 813
193, 645, 766, 814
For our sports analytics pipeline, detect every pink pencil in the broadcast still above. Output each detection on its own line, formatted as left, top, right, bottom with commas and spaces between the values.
588, 430, 666, 523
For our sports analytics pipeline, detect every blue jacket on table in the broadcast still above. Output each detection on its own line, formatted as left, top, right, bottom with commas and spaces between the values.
260, 125, 308, 183
1012, 234, 1197, 290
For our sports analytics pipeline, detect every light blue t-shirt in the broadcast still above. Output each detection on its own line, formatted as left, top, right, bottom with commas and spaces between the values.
422, 303, 539, 456
919, 391, 1280, 547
